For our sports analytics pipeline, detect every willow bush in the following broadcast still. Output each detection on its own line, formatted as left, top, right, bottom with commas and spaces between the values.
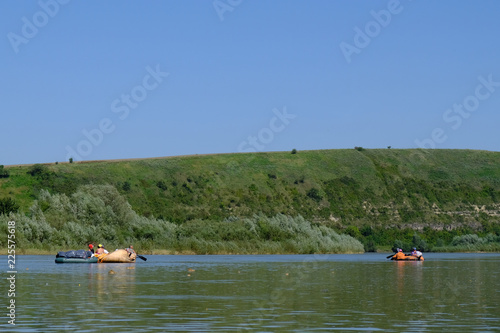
432, 233, 500, 252
0, 185, 364, 254
173, 215, 364, 254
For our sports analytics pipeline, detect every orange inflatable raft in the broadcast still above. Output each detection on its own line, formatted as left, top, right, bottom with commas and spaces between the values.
391, 255, 424, 261
96, 249, 136, 263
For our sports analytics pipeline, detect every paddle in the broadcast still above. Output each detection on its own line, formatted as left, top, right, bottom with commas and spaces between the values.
386, 253, 396, 259
137, 254, 147, 261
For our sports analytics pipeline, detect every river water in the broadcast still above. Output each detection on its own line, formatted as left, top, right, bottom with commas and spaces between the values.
1, 253, 499, 332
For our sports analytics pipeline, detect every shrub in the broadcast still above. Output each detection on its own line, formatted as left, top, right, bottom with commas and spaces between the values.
0, 165, 9, 178
363, 237, 377, 252
360, 225, 373, 237
451, 234, 484, 246
12, 214, 54, 247
306, 188, 322, 202
131, 215, 176, 245
27, 164, 51, 179
0, 198, 19, 215
78, 185, 134, 224
392, 239, 411, 252
156, 180, 168, 191
344, 225, 361, 239
412, 233, 429, 251
122, 181, 131, 191
291, 149, 297, 154
484, 233, 500, 243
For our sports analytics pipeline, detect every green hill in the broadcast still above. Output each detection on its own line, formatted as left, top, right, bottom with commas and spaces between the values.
1, 149, 500, 253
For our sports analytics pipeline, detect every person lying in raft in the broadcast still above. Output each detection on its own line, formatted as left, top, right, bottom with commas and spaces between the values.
392, 248, 407, 260
95, 244, 109, 255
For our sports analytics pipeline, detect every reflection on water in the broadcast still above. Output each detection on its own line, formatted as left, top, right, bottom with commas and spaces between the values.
1, 253, 499, 332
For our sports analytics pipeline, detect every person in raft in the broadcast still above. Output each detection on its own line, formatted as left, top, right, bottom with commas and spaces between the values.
126, 245, 135, 257
88, 243, 94, 254
392, 248, 407, 260
411, 247, 423, 257
95, 244, 109, 255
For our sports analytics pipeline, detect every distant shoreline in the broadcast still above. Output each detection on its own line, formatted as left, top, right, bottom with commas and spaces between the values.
2, 249, 498, 256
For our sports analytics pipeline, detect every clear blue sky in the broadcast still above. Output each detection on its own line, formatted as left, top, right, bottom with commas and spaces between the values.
1, 0, 499, 165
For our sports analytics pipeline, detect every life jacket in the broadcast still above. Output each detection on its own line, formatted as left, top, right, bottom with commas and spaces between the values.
393, 252, 406, 260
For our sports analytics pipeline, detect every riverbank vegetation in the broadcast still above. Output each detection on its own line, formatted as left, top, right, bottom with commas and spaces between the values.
1, 149, 500, 253
0, 185, 364, 254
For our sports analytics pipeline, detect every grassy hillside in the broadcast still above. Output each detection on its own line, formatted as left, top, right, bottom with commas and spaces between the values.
1, 149, 500, 252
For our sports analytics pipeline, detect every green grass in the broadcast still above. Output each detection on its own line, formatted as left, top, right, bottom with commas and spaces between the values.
1, 149, 500, 252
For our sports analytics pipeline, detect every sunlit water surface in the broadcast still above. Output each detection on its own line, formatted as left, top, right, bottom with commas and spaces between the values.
1, 253, 500, 332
